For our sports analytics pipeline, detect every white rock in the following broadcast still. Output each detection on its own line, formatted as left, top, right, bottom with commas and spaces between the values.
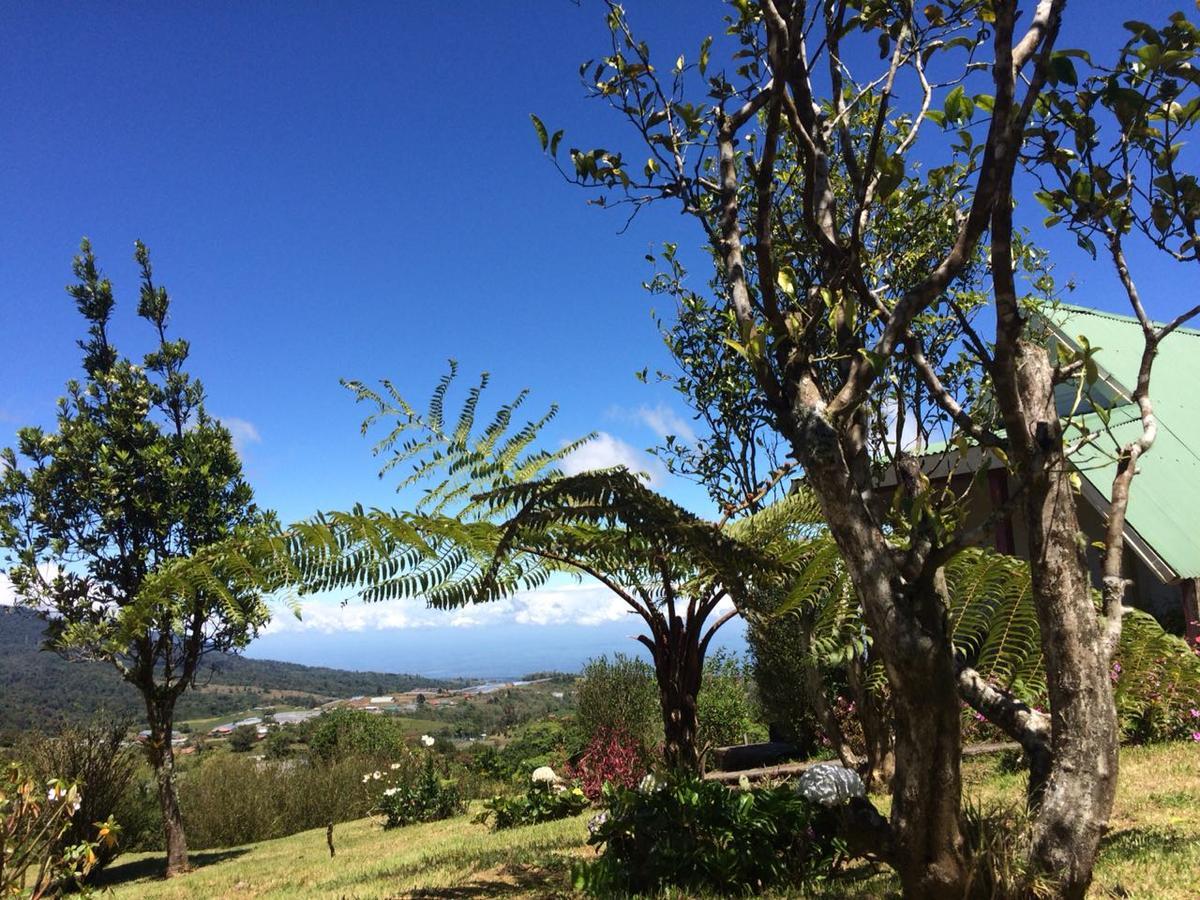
531, 766, 559, 785
795, 764, 865, 807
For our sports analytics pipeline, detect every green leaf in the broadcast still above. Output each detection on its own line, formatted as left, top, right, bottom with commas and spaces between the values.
530, 114, 548, 151
943, 86, 974, 124
775, 268, 796, 297
874, 153, 905, 199
856, 348, 887, 376
1048, 53, 1078, 86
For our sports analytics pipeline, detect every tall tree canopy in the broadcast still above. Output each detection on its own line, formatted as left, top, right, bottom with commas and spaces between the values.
533, 2, 1200, 896
0, 240, 277, 877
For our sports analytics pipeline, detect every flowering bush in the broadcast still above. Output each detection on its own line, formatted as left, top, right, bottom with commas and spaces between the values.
564, 727, 648, 802
475, 768, 589, 830
0, 762, 118, 898
573, 773, 839, 896
366, 755, 463, 829
1112, 655, 1200, 745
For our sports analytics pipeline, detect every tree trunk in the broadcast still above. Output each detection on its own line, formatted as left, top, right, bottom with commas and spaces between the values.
653, 624, 702, 773
848, 654, 895, 792
146, 699, 188, 877
1012, 341, 1119, 898
790, 411, 966, 898
885, 576, 968, 899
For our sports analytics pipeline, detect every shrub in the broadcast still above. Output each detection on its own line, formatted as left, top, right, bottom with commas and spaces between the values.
263, 728, 294, 760
961, 799, 1060, 899
24, 718, 138, 874
0, 762, 117, 897
308, 708, 407, 762
229, 724, 258, 753
476, 779, 589, 830
177, 753, 380, 848
574, 655, 660, 754
565, 727, 649, 802
370, 755, 463, 828
574, 775, 838, 896
495, 718, 569, 780
745, 614, 824, 751
1113, 651, 1200, 744
111, 769, 163, 853
697, 650, 769, 751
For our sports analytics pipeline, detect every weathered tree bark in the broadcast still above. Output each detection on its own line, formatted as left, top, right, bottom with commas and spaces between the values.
145, 697, 189, 877
957, 663, 1052, 807
1009, 342, 1119, 898
788, 408, 967, 899
652, 618, 703, 773
848, 653, 895, 792
802, 663, 864, 772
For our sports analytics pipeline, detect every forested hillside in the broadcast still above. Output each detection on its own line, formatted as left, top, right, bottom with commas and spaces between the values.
0, 607, 463, 742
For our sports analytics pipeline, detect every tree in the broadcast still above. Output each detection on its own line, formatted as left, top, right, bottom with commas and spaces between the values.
539, 3, 1200, 895
0, 240, 275, 877
292, 366, 801, 772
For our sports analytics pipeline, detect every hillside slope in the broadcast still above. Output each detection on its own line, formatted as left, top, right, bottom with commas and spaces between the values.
96, 744, 1200, 899
0, 607, 463, 741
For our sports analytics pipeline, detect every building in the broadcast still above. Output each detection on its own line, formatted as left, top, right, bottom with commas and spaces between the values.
909, 304, 1200, 643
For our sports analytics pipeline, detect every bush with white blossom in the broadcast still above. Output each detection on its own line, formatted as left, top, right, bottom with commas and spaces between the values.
366, 752, 463, 829
1, 762, 119, 897
476, 767, 589, 830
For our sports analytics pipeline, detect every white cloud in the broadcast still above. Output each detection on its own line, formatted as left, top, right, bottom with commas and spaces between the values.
219, 416, 262, 454
880, 401, 923, 454
632, 403, 697, 444
0, 563, 61, 608
606, 403, 698, 445
561, 432, 667, 487
263, 583, 637, 635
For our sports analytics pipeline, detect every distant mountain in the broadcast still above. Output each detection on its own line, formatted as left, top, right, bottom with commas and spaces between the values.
0, 607, 465, 743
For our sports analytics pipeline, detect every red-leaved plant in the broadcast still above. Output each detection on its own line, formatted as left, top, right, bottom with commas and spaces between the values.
567, 727, 649, 801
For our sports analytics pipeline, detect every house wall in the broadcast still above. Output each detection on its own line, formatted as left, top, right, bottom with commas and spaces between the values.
959, 475, 1182, 629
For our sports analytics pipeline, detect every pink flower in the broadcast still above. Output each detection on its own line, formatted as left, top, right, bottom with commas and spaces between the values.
1190, 708, 1200, 719
1192, 731, 1200, 742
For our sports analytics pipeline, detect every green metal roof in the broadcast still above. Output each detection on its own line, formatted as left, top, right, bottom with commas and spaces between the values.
1045, 304, 1200, 580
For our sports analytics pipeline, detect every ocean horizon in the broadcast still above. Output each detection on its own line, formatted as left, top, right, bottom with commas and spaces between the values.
245, 617, 750, 680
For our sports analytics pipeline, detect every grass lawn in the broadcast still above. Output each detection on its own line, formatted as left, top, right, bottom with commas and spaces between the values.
99, 742, 1199, 899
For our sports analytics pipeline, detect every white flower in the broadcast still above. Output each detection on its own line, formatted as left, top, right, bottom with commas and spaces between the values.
383, 787, 399, 797
389, 762, 403, 770
420, 735, 436, 747
587, 810, 609, 835
531, 766, 559, 785
372, 771, 382, 780
362, 774, 371, 783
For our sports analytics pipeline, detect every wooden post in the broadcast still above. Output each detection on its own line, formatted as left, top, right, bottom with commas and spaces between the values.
1181, 579, 1200, 649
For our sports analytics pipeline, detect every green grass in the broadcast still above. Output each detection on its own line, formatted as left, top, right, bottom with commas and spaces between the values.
99, 805, 589, 899
99, 743, 1200, 899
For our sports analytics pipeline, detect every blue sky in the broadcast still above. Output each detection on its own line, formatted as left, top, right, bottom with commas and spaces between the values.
1, 1, 1191, 676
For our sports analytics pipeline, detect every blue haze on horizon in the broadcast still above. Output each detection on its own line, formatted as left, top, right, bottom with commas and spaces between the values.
1, 1, 1191, 676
